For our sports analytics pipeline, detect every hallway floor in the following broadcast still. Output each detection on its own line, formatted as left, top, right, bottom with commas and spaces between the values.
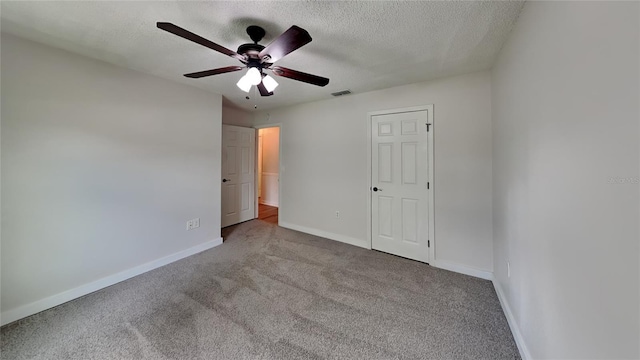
258, 203, 278, 225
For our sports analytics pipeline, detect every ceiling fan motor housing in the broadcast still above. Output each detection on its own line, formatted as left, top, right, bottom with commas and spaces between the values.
237, 43, 265, 59
240, 25, 273, 63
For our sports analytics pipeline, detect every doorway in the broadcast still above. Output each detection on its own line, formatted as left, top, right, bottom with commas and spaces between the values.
257, 126, 280, 225
367, 106, 435, 263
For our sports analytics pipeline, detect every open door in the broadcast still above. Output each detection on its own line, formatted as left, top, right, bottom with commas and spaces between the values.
221, 125, 256, 227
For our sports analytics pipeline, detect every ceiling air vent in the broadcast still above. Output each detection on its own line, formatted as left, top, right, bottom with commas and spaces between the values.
331, 90, 352, 97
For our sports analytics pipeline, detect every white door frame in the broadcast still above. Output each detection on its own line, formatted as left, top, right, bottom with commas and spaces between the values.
366, 105, 435, 263
253, 123, 282, 225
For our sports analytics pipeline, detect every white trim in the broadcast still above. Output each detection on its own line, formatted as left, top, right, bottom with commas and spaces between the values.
368, 105, 436, 117
426, 107, 435, 263
254, 131, 260, 219
0, 238, 223, 326
431, 259, 493, 280
366, 105, 435, 262
426, 105, 436, 261
493, 280, 532, 360
279, 221, 369, 249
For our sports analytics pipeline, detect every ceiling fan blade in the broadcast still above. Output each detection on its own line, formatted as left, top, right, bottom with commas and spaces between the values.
184, 66, 244, 78
257, 82, 274, 96
157, 22, 245, 61
271, 66, 330, 87
258, 25, 312, 63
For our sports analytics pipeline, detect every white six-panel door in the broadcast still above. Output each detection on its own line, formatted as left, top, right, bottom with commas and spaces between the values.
222, 125, 256, 227
371, 110, 430, 262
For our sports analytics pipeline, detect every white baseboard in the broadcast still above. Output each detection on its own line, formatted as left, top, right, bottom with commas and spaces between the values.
493, 279, 532, 360
278, 221, 369, 249
431, 259, 494, 280
259, 200, 279, 207
0, 237, 223, 326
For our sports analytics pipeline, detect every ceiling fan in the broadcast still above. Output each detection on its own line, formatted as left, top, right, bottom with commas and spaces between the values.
156, 22, 330, 96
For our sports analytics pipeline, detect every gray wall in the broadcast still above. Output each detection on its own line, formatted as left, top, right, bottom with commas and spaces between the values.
1, 34, 223, 316
491, 1, 639, 358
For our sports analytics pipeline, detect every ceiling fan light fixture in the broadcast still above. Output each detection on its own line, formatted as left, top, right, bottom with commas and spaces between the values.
157, 23, 330, 98
236, 74, 252, 92
262, 75, 279, 93
246, 67, 262, 86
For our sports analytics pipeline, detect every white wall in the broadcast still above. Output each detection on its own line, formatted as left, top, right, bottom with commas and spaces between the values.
491, 2, 639, 359
222, 105, 253, 127
254, 72, 493, 274
1, 34, 223, 322
260, 127, 280, 175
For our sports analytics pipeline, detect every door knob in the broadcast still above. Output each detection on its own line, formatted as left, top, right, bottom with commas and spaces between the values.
372, 187, 382, 192
222, 179, 230, 183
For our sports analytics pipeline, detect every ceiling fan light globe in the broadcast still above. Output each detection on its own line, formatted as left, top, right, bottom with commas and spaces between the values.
246, 67, 262, 86
236, 75, 252, 92
262, 75, 279, 93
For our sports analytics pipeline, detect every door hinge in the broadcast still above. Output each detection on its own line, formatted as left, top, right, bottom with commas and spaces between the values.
427, 182, 430, 189
426, 123, 432, 132
428, 240, 430, 248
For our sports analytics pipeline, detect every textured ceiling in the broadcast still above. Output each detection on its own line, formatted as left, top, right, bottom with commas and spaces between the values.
0, 1, 524, 111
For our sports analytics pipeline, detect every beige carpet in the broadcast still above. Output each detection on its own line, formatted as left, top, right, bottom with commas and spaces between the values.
1, 219, 520, 359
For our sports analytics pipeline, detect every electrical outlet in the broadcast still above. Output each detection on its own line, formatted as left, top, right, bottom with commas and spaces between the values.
507, 261, 511, 278
335, 210, 340, 219
186, 218, 200, 231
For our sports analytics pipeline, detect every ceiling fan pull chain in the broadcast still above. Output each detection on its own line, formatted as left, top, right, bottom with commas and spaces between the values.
253, 86, 258, 109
